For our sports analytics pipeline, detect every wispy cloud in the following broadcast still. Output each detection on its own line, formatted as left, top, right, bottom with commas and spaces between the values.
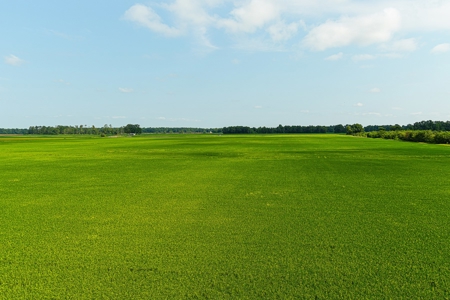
56, 79, 70, 85
267, 21, 301, 42
4, 54, 24, 66
123, 4, 182, 37
119, 87, 134, 93
363, 112, 382, 116
351, 112, 384, 117
325, 52, 343, 61
379, 38, 418, 52
355, 102, 363, 107
370, 88, 381, 93
431, 43, 450, 54
46, 29, 84, 41
381, 53, 404, 59
157, 116, 200, 122
352, 54, 376, 62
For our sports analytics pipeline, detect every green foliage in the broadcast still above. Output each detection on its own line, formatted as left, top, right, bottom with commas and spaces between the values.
366, 130, 450, 144
123, 124, 142, 134
1, 135, 450, 298
0, 128, 28, 134
222, 124, 340, 134
3, 119, 450, 136
28, 125, 107, 135
364, 120, 450, 132
25, 125, 220, 135
141, 127, 221, 134
346, 123, 364, 135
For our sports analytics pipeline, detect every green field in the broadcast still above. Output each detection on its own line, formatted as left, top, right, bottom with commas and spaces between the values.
1, 134, 449, 298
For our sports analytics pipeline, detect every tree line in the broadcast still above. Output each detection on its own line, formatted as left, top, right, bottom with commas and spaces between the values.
222, 124, 346, 134
1, 120, 449, 136
27, 125, 124, 135
5, 124, 217, 135
0, 128, 29, 134
26, 124, 142, 135
222, 120, 450, 135
364, 120, 450, 132
142, 127, 221, 134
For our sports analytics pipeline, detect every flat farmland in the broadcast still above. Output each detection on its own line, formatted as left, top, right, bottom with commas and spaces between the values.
1, 134, 449, 298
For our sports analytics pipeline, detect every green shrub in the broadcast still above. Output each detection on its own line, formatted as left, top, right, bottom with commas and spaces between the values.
364, 129, 450, 144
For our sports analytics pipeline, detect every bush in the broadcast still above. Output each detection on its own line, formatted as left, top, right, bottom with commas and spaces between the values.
364, 130, 450, 145
434, 131, 450, 144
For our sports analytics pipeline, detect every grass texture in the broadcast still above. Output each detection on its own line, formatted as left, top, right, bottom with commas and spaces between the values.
1, 134, 450, 298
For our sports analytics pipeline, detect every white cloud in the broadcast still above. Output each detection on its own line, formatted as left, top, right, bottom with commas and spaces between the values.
122, 1, 450, 52
168, 0, 220, 48
267, 21, 300, 42
379, 38, 418, 52
303, 8, 401, 51
4, 54, 25, 66
123, 4, 182, 37
230, 37, 286, 52
325, 52, 343, 61
381, 53, 404, 59
217, 0, 280, 33
431, 43, 450, 54
119, 88, 134, 93
56, 79, 70, 85
352, 54, 376, 61
355, 102, 363, 107
353, 111, 382, 116
46, 29, 84, 41
370, 88, 381, 93
401, 2, 450, 32
157, 116, 200, 122
254, 105, 263, 109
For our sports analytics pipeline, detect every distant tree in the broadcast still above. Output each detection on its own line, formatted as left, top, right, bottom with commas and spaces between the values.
124, 124, 142, 134
276, 124, 284, 133
102, 124, 112, 135
346, 123, 364, 135
91, 125, 99, 135
333, 124, 346, 133
391, 124, 402, 131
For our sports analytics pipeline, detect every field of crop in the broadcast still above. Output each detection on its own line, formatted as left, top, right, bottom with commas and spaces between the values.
1, 134, 450, 298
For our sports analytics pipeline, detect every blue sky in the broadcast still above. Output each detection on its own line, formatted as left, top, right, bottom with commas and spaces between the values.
2, 0, 450, 128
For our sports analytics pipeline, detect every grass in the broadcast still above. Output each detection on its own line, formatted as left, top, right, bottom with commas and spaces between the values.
1, 134, 450, 298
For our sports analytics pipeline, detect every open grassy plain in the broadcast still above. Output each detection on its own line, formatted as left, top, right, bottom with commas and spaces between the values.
1, 134, 450, 298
